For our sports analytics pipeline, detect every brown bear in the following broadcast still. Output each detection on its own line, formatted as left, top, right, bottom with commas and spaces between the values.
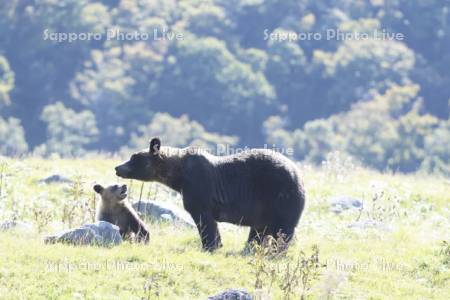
115, 138, 305, 251
94, 184, 150, 243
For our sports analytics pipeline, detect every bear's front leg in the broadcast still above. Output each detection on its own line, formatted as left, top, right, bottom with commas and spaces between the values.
136, 227, 150, 244
191, 211, 222, 251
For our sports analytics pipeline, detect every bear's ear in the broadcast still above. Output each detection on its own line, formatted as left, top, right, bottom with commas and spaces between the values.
93, 184, 104, 194
149, 137, 161, 155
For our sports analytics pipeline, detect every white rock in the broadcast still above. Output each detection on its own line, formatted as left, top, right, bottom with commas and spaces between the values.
132, 200, 195, 228
329, 196, 363, 214
208, 289, 253, 300
38, 174, 73, 184
348, 220, 392, 232
44, 221, 122, 246
0, 220, 35, 233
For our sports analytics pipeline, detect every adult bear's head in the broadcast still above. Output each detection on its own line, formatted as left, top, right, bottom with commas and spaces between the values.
115, 137, 163, 181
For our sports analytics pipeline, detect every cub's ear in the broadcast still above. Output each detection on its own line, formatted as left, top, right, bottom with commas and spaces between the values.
93, 184, 104, 194
149, 137, 161, 155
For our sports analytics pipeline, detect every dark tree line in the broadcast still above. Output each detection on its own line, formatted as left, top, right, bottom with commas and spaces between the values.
0, 0, 449, 174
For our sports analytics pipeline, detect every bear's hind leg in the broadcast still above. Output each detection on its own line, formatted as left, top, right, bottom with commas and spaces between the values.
247, 227, 266, 245
268, 224, 296, 250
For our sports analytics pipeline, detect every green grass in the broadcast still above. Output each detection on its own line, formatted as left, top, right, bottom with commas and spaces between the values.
0, 157, 449, 299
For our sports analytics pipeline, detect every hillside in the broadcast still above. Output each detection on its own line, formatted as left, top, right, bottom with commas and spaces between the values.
0, 157, 448, 299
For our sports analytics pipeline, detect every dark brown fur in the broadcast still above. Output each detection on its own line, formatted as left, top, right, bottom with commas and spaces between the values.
115, 138, 305, 251
94, 184, 149, 243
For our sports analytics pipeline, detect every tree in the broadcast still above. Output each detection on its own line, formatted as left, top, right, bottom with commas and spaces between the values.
265, 29, 310, 124
71, 43, 164, 150
381, 0, 450, 119
313, 19, 415, 113
157, 36, 275, 146
217, 0, 303, 48
421, 118, 450, 176
0, 0, 110, 146
37, 102, 98, 157
264, 85, 449, 173
0, 56, 14, 106
0, 117, 28, 156
0, 0, 448, 171
185, 3, 233, 39
125, 112, 238, 152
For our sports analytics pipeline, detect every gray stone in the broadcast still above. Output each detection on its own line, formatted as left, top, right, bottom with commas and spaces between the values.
38, 174, 73, 184
44, 221, 122, 246
329, 196, 363, 213
0, 220, 34, 232
348, 220, 392, 232
132, 200, 195, 228
208, 289, 253, 300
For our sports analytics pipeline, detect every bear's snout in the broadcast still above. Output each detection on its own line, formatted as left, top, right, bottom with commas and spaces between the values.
115, 164, 130, 178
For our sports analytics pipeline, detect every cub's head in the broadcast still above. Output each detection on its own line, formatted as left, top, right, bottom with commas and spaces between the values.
115, 137, 162, 181
93, 184, 128, 202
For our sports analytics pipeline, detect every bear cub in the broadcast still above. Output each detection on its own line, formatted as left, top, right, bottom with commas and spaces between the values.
94, 184, 149, 243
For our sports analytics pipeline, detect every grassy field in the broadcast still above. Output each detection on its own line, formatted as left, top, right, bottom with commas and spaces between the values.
0, 157, 449, 299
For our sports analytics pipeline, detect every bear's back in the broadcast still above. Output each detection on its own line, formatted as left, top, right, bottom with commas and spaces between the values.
181, 148, 303, 203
